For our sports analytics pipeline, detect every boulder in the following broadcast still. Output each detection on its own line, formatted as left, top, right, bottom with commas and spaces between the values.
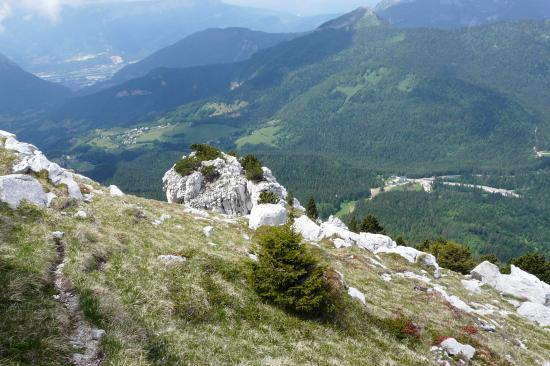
333, 238, 352, 249
471, 261, 501, 286
292, 215, 322, 241
51, 231, 65, 239
203, 226, 214, 237
461, 279, 482, 294
326, 215, 348, 230
248, 204, 288, 230
375, 245, 440, 276
4, 137, 38, 155
48, 163, 83, 200
348, 287, 366, 304
0, 174, 49, 209
109, 185, 124, 196
471, 262, 550, 305
356, 233, 396, 251
440, 338, 476, 360
74, 211, 88, 219
292, 198, 305, 211
517, 302, 550, 327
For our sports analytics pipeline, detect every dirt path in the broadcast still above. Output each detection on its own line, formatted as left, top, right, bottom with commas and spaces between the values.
53, 235, 104, 366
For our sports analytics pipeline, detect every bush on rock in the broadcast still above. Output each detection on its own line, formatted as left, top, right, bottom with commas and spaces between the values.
241, 154, 264, 182
258, 191, 279, 204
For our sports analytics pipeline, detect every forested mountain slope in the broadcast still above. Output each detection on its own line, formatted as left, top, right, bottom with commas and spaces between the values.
376, 0, 550, 28
109, 28, 298, 86
0, 53, 70, 114
50, 10, 550, 195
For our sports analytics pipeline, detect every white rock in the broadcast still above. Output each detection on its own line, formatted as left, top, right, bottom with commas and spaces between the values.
440, 338, 476, 360
74, 211, 88, 219
164, 154, 250, 215
248, 253, 258, 262
203, 226, 214, 237
183, 207, 210, 218
0, 130, 16, 139
333, 238, 352, 249
157, 255, 186, 264
152, 214, 172, 227
51, 231, 65, 239
91, 329, 106, 341
432, 285, 474, 313
348, 287, 366, 304
517, 302, 550, 327
375, 245, 440, 276
248, 204, 288, 230
4, 137, 38, 155
462, 279, 482, 294
292, 197, 305, 211
326, 215, 348, 230
248, 167, 288, 207
0, 174, 49, 209
357, 232, 396, 251
109, 185, 124, 196
472, 261, 550, 305
292, 215, 322, 241
48, 163, 83, 200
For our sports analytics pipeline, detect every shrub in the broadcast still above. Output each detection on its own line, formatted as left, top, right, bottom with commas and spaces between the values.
251, 226, 331, 315
174, 144, 222, 177
479, 253, 499, 265
286, 191, 294, 206
360, 215, 384, 234
306, 197, 319, 220
418, 238, 476, 274
348, 216, 359, 233
190, 144, 221, 161
509, 253, 550, 283
241, 154, 264, 182
258, 191, 279, 204
200, 165, 220, 183
377, 315, 421, 341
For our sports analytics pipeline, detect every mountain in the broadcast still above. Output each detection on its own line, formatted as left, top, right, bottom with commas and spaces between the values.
107, 28, 299, 87
375, 0, 550, 28
0, 0, 333, 89
17, 9, 550, 259
1, 131, 550, 365
0, 53, 70, 114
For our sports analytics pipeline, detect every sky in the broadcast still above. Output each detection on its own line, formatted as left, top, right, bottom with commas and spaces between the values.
223, 0, 380, 15
0, 0, 381, 29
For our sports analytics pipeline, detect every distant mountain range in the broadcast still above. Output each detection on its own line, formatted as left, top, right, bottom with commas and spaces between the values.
100, 28, 298, 90
0, 54, 70, 114
376, 0, 550, 28
0, 0, 332, 89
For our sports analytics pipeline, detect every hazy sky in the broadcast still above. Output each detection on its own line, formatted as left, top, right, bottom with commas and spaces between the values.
0, 0, 381, 30
223, 0, 381, 15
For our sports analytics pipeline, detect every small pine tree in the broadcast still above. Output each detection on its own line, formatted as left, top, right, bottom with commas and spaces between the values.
286, 191, 294, 207
348, 216, 359, 233
395, 236, 406, 246
360, 215, 384, 234
479, 253, 499, 265
510, 253, 550, 283
251, 226, 330, 315
420, 238, 476, 275
306, 197, 319, 220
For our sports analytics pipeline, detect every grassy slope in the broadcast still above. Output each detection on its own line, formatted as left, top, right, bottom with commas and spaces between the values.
1, 146, 549, 365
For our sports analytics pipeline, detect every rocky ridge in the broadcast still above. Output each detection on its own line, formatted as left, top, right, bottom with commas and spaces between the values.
1, 134, 550, 365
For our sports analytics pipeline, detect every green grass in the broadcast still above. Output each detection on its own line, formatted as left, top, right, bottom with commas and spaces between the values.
335, 200, 357, 217
236, 122, 282, 149
2, 141, 549, 364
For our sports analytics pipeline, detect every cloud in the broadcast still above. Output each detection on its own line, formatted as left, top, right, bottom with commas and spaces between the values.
0, 0, 85, 29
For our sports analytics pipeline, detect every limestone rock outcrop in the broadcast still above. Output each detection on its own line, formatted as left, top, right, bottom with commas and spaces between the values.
0, 174, 51, 209
163, 152, 288, 216
1, 131, 82, 201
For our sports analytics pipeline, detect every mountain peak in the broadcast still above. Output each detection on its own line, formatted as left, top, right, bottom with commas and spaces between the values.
318, 7, 383, 30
